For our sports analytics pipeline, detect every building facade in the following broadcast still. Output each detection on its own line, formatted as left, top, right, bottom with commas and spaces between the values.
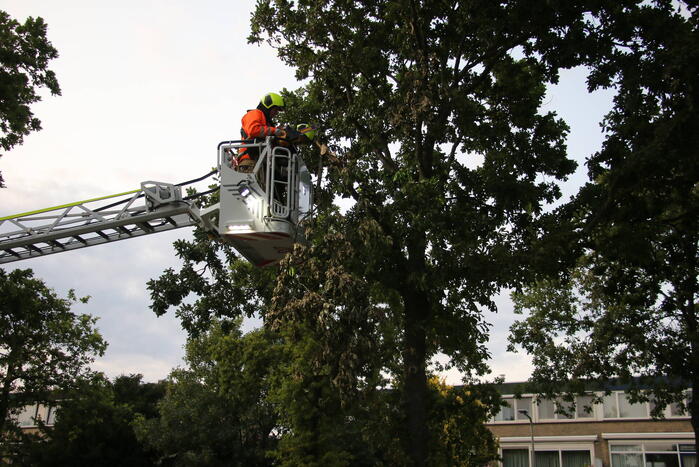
487, 383, 695, 467
9, 403, 56, 433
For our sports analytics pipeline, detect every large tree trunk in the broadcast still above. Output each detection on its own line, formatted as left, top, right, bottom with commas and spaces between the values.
401, 231, 431, 466
0, 355, 19, 436
682, 244, 698, 455
687, 301, 698, 455
690, 378, 698, 456
403, 290, 429, 467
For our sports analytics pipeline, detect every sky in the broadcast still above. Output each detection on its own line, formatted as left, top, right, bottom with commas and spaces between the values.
0, 1, 615, 384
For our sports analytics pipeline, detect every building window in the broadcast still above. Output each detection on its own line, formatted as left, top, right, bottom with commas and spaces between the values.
575, 395, 594, 418
494, 398, 515, 421
538, 398, 556, 419
537, 451, 560, 467
603, 392, 648, 419
14, 404, 39, 427
669, 390, 693, 418
670, 402, 686, 417
610, 442, 696, 467
619, 395, 647, 418
516, 397, 533, 420
491, 389, 690, 423
603, 393, 619, 418
562, 451, 593, 467
46, 406, 57, 425
681, 444, 698, 467
537, 396, 593, 421
503, 449, 529, 467
9, 404, 58, 427
494, 397, 532, 422
501, 449, 591, 467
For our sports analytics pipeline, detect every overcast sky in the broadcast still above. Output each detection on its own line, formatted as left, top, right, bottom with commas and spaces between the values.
1, 1, 614, 384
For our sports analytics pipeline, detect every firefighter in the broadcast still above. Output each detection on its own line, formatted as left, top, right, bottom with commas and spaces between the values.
237, 92, 287, 172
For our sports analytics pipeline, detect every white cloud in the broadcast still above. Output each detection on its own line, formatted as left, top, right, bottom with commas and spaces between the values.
92, 353, 181, 383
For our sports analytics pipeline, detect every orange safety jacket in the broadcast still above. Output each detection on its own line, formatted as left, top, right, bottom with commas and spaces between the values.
238, 109, 279, 161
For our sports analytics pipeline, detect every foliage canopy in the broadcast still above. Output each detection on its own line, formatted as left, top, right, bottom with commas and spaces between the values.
508, 0, 699, 443
0, 10, 61, 187
0, 268, 106, 437
19, 374, 165, 466
135, 320, 280, 466
247, 0, 585, 463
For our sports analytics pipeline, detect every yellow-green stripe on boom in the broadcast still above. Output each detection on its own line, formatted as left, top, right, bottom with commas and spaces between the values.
0, 188, 141, 222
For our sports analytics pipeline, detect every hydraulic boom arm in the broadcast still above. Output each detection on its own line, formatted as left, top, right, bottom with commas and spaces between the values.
0, 178, 218, 264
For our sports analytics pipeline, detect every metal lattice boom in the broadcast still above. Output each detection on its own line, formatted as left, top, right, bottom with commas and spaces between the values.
0, 181, 210, 264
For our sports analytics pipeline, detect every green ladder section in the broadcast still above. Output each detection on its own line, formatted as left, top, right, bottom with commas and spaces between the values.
0, 181, 201, 264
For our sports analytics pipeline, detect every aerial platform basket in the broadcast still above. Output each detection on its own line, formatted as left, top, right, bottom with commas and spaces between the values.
216, 137, 313, 266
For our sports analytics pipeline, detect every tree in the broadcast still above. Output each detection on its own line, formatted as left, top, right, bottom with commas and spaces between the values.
112, 373, 166, 421
18, 374, 165, 466
247, 1, 596, 464
0, 268, 106, 438
135, 320, 280, 466
508, 0, 699, 448
267, 283, 397, 466
0, 10, 61, 188
425, 377, 500, 466
149, 188, 506, 465
150, 0, 665, 463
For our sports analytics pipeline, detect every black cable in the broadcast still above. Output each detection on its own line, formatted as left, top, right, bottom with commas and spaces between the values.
94, 194, 143, 212
183, 187, 219, 201
176, 169, 217, 187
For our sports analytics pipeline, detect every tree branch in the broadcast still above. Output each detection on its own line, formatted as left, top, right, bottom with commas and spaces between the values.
447, 136, 463, 167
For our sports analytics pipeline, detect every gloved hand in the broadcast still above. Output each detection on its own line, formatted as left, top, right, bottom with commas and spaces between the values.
274, 128, 287, 138
283, 126, 303, 143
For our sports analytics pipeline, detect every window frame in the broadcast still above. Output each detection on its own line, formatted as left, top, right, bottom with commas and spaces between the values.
12, 404, 39, 427
493, 396, 533, 423
536, 394, 597, 422
609, 441, 696, 467
603, 391, 653, 420
9, 403, 57, 428
489, 389, 691, 424
499, 443, 595, 467
667, 390, 693, 419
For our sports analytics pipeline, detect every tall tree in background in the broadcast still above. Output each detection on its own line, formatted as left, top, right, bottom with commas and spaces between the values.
0, 10, 61, 187
509, 0, 699, 446
248, 1, 596, 464
0, 268, 106, 439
